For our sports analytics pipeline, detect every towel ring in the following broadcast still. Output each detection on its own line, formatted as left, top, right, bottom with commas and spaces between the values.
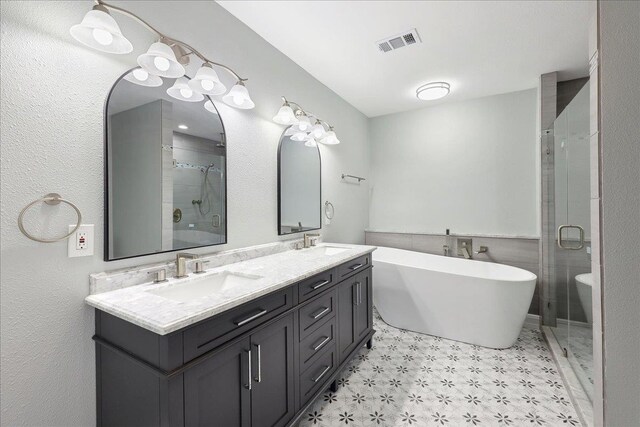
324, 201, 335, 220
18, 193, 82, 243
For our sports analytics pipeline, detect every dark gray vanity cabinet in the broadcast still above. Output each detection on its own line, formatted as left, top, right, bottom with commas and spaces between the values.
337, 269, 373, 363
94, 256, 374, 427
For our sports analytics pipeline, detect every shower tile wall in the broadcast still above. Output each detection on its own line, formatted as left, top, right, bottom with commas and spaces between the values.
365, 231, 541, 315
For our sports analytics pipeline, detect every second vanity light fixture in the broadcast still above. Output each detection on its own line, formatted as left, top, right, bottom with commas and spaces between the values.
70, 0, 255, 110
273, 97, 340, 145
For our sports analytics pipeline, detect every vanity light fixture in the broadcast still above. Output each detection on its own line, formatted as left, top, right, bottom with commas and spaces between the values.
189, 63, 227, 96
70, 4, 133, 54
70, 0, 254, 109
222, 81, 255, 109
416, 82, 450, 101
123, 67, 163, 87
203, 100, 219, 114
273, 102, 298, 125
320, 128, 340, 145
167, 77, 205, 102
272, 97, 341, 145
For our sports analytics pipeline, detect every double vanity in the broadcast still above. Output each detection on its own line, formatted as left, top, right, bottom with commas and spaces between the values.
86, 242, 375, 427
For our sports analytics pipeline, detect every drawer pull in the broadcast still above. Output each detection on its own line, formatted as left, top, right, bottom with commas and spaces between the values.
311, 306, 330, 320
234, 309, 268, 326
312, 365, 331, 383
311, 279, 331, 290
349, 263, 363, 271
312, 336, 331, 351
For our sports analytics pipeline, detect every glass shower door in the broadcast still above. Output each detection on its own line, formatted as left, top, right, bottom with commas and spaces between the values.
550, 83, 593, 401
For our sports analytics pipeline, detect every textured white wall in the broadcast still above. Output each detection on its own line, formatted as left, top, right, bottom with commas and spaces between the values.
369, 89, 538, 237
0, 1, 369, 425
598, 1, 640, 425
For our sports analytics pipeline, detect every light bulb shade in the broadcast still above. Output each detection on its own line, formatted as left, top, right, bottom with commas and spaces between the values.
416, 82, 450, 100
296, 115, 312, 131
222, 83, 255, 109
320, 130, 340, 145
189, 65, 226, 95
310, 122, 327, 139
284, 126, 296, 136
70, 8, 133, 54
167, 77, 205, 102
138, 42, 186, 78
305, 137, 318, 147
123, 68, 163, 87
204, 100, 219, 114
291, 132, 309, 142
273, 105, 298, 125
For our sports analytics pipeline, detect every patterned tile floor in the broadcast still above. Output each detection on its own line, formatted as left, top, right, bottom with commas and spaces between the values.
298, 311, 582, 427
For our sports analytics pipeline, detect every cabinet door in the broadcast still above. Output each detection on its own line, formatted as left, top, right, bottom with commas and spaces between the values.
337, 278, 358, 363
184, 338, 251, 427
251, 314, 295, 427
355, 270, 373, 343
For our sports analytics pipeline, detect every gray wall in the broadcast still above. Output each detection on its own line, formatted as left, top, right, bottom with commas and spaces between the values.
0, 1, 370, 425
598, 1, 640, 425
368, 89, 538, 237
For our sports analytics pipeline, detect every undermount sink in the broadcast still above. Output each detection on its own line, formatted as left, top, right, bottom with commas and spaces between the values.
147, 272, 262, 303
312, 246, 351, 256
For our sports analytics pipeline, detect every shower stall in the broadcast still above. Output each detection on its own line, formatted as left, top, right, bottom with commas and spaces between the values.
542, 82, 593, 403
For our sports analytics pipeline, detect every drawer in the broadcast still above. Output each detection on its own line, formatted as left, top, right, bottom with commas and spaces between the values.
298, 269, 336, 303
336, 254, 371, 281
183, 287, 293, 362
299, 348, 336, 405
299, 317, 336, 373
298, 290, 336, 340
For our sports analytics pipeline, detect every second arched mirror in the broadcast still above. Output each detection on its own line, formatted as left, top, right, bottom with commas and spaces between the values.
277, 131, 321, 235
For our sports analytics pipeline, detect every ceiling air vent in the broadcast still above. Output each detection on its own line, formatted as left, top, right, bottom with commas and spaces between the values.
376, 28, 421, 53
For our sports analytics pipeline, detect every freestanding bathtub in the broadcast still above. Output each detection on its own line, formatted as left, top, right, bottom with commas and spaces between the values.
373, 247, 537, 349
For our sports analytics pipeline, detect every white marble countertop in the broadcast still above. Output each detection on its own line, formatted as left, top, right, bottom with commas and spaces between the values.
85, 243, 376, 335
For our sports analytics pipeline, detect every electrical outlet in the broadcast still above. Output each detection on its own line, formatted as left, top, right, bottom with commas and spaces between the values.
68, 224, 94, 257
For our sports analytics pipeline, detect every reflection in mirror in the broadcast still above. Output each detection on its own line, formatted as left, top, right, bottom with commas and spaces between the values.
278, 130, 321, 235
106, 68, 226, 260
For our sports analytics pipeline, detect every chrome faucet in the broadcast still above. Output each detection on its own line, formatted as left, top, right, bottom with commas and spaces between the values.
175, 252, 199, 278
460, 242, 472, 259
303, 233, 320, 248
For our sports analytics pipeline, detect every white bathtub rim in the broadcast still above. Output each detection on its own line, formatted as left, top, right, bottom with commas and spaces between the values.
373, 246, 537, 283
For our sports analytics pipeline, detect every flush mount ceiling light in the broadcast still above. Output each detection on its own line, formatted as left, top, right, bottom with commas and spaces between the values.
273, 97, 341, 145
123, 67, 163, 87
167, 77, 205, 102
70, 5, 132, 54
416, 82, 451, 101
178, 124, 188, 130
70, 0, 254, 110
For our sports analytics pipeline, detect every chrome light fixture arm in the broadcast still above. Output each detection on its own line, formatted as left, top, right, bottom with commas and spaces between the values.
281, 96, 332, 131
94, 0, 247, 82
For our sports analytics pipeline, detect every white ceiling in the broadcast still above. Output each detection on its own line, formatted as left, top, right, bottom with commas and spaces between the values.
218, 0, 592, 117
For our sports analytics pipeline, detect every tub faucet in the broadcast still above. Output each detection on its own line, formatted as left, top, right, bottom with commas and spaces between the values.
460, 242, 472, 259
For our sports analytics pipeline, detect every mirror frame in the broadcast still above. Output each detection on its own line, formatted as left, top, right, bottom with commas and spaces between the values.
277, 131, 322, 236
104, 69, 228, 261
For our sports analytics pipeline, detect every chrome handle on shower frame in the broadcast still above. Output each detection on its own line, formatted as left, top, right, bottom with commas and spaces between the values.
212, 214, 221, 228
557, 224, 585, 250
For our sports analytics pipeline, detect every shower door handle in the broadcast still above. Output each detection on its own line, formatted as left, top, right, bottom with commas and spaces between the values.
557, 225, 585, 250
212, 214, 221, 228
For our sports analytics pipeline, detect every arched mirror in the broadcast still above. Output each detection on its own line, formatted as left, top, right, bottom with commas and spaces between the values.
105, 68, 226, 260
277, 130, 321, 235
